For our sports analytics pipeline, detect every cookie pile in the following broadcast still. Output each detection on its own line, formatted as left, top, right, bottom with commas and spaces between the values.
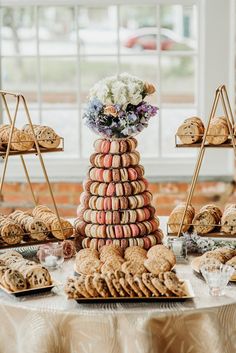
168, 203, 223, 235
193, 204, 222, 234
0, 250, 52, 292
0, 125, 34, 151
0, 124, 60, 152
221, 204, 236, 235
206, 117, 229, 145
22, 124, 60, 149
32, 205, 73, 240
66, 244, 186, 299
75, 137, 163, 250
0, 205, 73, 246
195, 248, 236, 280
177, 117, 204, 144
168, 203, 195, 233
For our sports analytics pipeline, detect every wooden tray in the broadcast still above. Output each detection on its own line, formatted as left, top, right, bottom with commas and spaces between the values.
0, 281, 58, 297
75, 280, 194, 303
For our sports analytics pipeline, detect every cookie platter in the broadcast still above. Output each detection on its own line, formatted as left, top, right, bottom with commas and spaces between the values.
167, 224, 236, 239
175, 135, 235, 148
74, 280, 195, 303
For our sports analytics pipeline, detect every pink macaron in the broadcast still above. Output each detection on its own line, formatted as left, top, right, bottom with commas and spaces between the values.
107, 183, 116, 196
104, 154, 113, 168
114, 225, 123, 238
128, 168, 138, 181
101, 140, 111, 153
97, 211, 105, 224
130, 224, 140, 237
104, 197, 112, 210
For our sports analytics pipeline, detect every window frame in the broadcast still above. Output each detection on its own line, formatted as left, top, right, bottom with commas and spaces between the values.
0, 0, 235, 182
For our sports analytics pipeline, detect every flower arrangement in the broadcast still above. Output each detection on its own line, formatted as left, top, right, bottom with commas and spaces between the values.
83, 73, 158, 139
183, 232, 236, 254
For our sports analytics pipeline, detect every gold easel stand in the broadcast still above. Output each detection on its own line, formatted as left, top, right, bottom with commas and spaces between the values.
177, 85, 236, 237
0, 90, 63, 235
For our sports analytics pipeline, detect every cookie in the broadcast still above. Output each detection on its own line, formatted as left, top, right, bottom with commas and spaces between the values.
206, 116, 229, 145
93, 274, 110, 297
144, 257, 172, 275
147, 245, 176, 267
125, 274, 143, 297
103, 273, 119, 297
168, 204, 195, 234
23, 124, 60, 149
121, 260, 147, 275
163, 271, 187, 297
142, 273, 160, 296
119, 277, 136, 297
85, 275, 99, 297
134, 275, 151, 297
76, 257, 101, 275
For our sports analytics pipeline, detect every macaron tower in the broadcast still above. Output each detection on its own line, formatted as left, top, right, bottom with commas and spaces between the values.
75, 73, 163, 250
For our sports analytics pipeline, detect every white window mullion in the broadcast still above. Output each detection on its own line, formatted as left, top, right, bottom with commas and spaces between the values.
75, 5, 82, 158
156, 4, 162, 158
35, 5, 42, 124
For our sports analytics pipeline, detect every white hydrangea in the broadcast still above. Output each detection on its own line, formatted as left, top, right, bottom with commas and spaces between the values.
89, 73, 144, 107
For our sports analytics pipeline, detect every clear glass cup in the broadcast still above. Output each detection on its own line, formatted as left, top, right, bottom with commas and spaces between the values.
167, 237, 187, 261
38, 243, 64, 270
201, 263, 234, 296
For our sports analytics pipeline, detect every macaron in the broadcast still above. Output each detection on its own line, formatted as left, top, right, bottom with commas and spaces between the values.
96, 197, 104, 210
74, 219, 87, 236
137, 222, 147, 236
85, 223, 93, 237
106, 225, 115, 238
112, 197, 120, 210
123, 182, 132, 196
82, 237, 91, 248
128, 238, 137, 247
101, 140, 111, 154
128, 195, 138, 209
142, 178, 149, 189
113, 211, 120, 224
115, 225, 123, 238
83, 179, 94, 193
120, 168, 128, 182
103, 169, 112, 183
148, 234, 158, 246
128, 167, 138, 181
98, 183, 107, 196
119, 196, 128, 210
80, 192, 90, 208
105, 211, 113, 225
112, 169, 121, 182
115, 183, 124, 196
104, 197, 112, 210
127, 137, 137, 152
89, 196, 97, 210
147, 206, 156, 218
136, 208, 145, 222
130, 224, 140, 237
104, 154, 113, 168
76, 206, 86, 219
121, 153, 131, 167
83, 209, 92, 223
143, 236, 151, 249
128, 210, 137, 223
96, 154, 105, 168
90, 210, 97, 223
123, 224, 131, 238
136, 237, 144, 248
119, 140, 128, 153
105, 239, 113, 246
90, 181, 100, 195
98, 239, 106, 250
97, 211, 105, 224
150, 218, 159, 231
90, 238, 99, 250
107, 182, 116, 196
112, 154, 121, 168
131, 181, 141, 194
120, 238, 128, 248
98, 225, 106, 238
120, 211, 129, 224
110, 140, 119, 153
94, 168, 103, 182
90, 153, 96, 166
94, 139, 102, 152
135, 165, 144, 178
143, 221, 152, 235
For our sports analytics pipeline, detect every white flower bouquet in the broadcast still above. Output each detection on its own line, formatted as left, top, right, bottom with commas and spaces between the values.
83, 73, 158, 139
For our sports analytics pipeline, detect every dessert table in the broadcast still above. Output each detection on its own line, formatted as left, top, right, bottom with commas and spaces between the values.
0, 219, 236, 353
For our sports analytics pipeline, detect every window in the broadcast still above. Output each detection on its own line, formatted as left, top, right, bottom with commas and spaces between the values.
0, 0, 234, 181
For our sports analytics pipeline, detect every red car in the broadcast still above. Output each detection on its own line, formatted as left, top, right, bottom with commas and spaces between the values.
123, 27, 193, 51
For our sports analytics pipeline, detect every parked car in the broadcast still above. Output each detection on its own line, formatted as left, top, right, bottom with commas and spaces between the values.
123, 27, 195, 51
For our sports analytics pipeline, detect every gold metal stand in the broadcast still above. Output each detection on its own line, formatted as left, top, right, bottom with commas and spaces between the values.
0, 90, 64, 236
176, 85, 236, 237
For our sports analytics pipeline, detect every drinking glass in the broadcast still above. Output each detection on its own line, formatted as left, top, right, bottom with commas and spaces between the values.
201, 263, 234, 296
167, 237, 187, 261
38, 243, 64, 270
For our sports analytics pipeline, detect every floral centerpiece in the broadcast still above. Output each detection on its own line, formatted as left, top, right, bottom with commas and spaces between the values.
83, 73, 158, 139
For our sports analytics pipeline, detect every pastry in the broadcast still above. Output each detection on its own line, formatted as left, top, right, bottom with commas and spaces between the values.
22, 124, 60, 149
1, 269, 27, 291
0, 215, 23, 245
168, 203, 195, 233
